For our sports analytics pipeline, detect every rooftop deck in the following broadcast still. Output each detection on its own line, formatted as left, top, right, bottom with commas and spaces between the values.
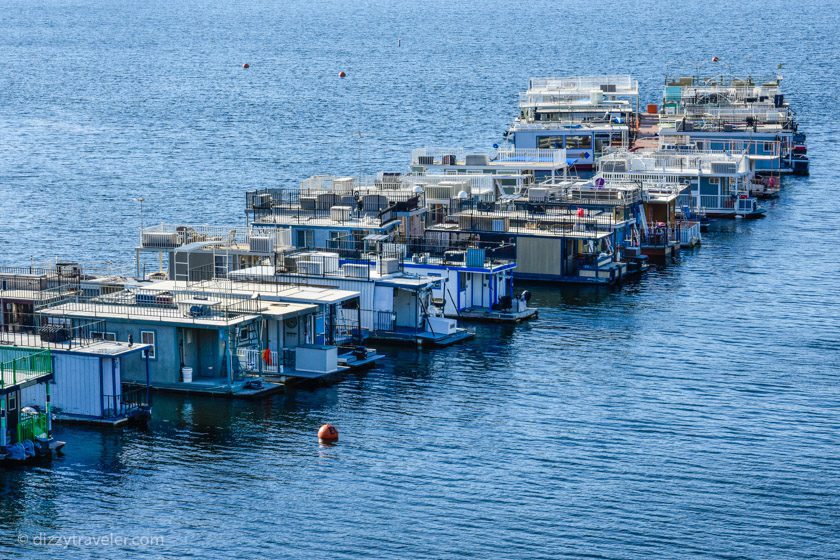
411, 148, 567, 170
527, 75, 640, 96
598, 150, 751, 176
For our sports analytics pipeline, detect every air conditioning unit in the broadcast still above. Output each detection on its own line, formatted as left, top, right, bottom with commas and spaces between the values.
377, 258, 399, 275
711, 162, 738, 174
330, 206, 353, 221
332, 177, 355, 193
444, 250, 465, 264
297, 260, 324, 275
601, 161, 627, 173
56, 262, 81, 278
417, 155, 435, 165
342, 264, 369, 278
529, 188, 548, 202
39, 324, 70, 343
300, 197, 317, 211
465, 154, 489, 166
141, 231, 180, 248
317, 193, 340, 210
248, 192, 272, 209
305, 252, 340, 273
249, 235, 274, 253
362, 194, 389, 212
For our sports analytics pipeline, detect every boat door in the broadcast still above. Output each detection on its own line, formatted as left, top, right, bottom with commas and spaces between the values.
6, 389, 19, 442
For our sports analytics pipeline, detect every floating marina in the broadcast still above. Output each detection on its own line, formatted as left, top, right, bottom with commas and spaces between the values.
2, 67, 809, 464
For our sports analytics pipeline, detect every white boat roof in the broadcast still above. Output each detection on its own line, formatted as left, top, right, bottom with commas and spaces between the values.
145, 278, 356, 306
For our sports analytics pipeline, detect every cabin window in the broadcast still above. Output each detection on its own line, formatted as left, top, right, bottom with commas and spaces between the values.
695, 141, 704, 150
214, 255, 230, 278
91, 331, 117, 342
537, 136, 564, 149
7, 393, 16, 412
565, 135, 593, 149
140, 330, 156, 359
295, 230, 314, 249
594, 135, 610, 153
709, 177, 720, 185
763, 142, 775, 153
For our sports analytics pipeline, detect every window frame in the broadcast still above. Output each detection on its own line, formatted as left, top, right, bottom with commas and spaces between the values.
140, 330, 157, 359
91, 331, 117, 342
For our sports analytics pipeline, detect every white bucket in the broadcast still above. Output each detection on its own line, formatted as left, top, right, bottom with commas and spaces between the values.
182, 367, 193, 383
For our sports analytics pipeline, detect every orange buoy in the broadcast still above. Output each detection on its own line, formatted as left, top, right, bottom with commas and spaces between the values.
242, 63, 250, 69
338, 71, 346, 78
318, 423, 339, 442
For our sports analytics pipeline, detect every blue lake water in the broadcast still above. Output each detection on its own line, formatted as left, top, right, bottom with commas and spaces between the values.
1, 0, 839, 557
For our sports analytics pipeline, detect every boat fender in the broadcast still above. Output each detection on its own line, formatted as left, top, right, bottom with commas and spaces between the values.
5, 443, 25, 461
22, 440, 35, 459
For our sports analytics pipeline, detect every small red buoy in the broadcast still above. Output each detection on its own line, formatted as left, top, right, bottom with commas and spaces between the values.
711, 56, 720, 63
338, 71, 346, 78
318, 423, 339, 442
243, 63, 250, 69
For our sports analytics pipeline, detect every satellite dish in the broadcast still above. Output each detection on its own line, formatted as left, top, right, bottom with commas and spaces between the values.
412, 185, 424, 194
457, 191, 469, 200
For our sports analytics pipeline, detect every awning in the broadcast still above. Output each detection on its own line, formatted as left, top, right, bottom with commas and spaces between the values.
566, 158, 580, 166
363, 234, 389, 241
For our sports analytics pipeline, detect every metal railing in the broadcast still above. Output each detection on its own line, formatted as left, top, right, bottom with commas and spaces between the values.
139, 224, 292, 251
0, 348, 52, 389
0, 316, 109, 350
102, 386, 149, 419
17, 412, 48, 442
527, 75, 639, 95
35, 285, 263, 323
237, 348, 281, 374
411, 147, 566, 168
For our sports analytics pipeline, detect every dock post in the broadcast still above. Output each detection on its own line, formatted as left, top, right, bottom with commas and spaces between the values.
45, 382, 52, 438
145, 351, 151, 407
0, 395, 6, 448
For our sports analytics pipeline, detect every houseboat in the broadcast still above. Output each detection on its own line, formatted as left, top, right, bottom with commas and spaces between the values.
136, 220, 474, 346
1, 266, 153, 427
227, 253, 476, 347
35, 279, 354, 393
506, 75, 640, 170
598, 146, 765, 219
659, 72, 808, 175
398, 246, 536, 323
1, 347, 63, 462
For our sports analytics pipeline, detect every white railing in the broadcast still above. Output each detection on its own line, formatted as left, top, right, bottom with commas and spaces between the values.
412, 147, 566, 168
140, 223, 290, 251
599, 153, 751, 176
528, 75, 638, 95
679, 222, 702, 245
496, 148, 566, 166
238, 348, 281, 374
510, 119, 629, 131
140, 224, 246, 249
